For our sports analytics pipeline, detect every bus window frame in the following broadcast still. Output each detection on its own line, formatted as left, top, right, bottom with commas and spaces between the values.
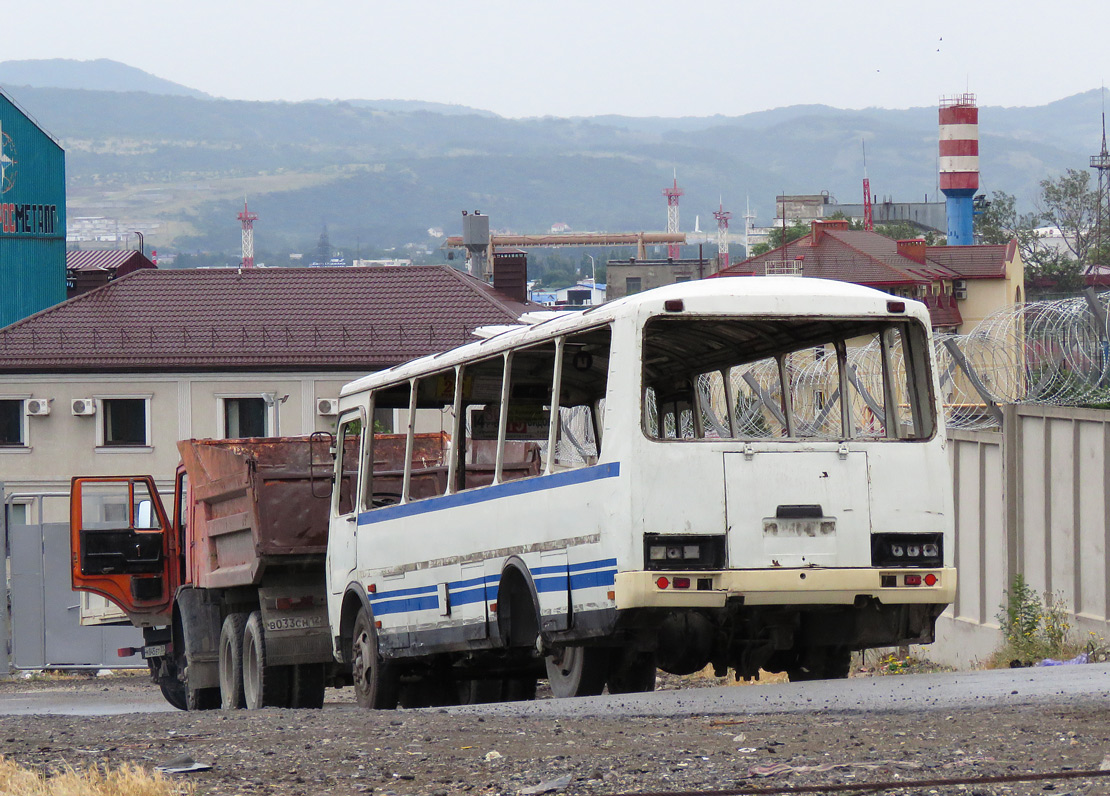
640, 314, 937, 444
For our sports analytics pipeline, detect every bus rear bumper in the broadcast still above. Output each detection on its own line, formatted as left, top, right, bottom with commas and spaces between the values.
614, 568, 957, 610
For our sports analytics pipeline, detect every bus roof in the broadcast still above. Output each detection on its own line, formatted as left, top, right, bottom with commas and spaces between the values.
339, 277, 930, 398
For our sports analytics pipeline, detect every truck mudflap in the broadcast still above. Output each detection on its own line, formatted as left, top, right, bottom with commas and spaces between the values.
257, 580, 333, 666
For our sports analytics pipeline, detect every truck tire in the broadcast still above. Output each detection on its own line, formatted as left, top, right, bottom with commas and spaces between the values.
219, 613, 249, 709
242, 611, 291, 709
545, 645, 610, 699
159, 677, 188, 711
352, 607, 399, 709
290, 663, 326, 709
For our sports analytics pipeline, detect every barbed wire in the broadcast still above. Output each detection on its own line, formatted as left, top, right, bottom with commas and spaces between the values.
649, 291, 1110, 435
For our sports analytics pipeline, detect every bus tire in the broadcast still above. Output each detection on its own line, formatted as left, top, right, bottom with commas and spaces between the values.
290, 663, 326, 709
219, 612, 248, 709
242, 611, 291, 709
545, 645, 610, 698
607, 651, 656, 694
352, 607, 399, 709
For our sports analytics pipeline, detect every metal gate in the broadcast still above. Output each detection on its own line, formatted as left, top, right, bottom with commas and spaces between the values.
3, 490, 143, 670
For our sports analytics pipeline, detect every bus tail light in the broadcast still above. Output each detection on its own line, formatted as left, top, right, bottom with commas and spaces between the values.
673, 577, 691, 589
871, 533, 942, 568
656, 577, 670, 590
904, 574, 922, 586
924, 573, 938, 587
645, 534, 726, 571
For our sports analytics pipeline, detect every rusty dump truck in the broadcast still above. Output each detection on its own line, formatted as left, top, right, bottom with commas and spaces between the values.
69, 433, 446, 710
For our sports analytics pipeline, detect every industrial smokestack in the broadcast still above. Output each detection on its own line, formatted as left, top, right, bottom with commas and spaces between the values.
939, 94, 979, 246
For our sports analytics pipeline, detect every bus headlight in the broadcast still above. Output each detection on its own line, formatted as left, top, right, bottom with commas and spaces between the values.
644, 534, 726, 571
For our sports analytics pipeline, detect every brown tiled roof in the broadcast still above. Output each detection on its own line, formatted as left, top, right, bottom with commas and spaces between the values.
924, 241, 1012, 279
921, 293, 963, 328
0, 266, 539, 373
66, 250, 156, 272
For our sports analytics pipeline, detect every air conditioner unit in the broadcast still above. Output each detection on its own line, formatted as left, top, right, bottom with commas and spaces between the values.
71, 398, 97, 416
25, 398, 51, 417
953, 286, 968, 300
316, 398, 339, 416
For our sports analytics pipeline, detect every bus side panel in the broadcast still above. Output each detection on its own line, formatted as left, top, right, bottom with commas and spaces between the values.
355, 467, 623, 654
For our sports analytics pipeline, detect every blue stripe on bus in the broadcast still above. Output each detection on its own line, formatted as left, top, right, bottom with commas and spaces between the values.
530, 563, 569, 576
366, 558, 616, 616
570, 558, 616, 572
570, 569, 617, 589
357, 462, 620, 527
371, 596, 439, 616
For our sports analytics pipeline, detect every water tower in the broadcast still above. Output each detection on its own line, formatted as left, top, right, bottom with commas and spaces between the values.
461, 211, 490, 278
939, 94, 979, 246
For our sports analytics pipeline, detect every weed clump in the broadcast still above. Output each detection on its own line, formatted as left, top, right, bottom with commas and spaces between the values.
0, 757, 191, 796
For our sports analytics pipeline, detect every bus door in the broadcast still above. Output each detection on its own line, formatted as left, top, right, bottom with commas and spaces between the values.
723, 450, 872, 568
70, 476, 176, 621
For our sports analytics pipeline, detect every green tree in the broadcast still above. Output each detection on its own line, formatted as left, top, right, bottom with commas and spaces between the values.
751, 220, 809, 256
1039, 168, 1100, 268
975, 188, 1086, 293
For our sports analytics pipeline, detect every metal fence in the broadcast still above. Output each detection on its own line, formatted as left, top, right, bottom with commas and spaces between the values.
2, 489, 143, 672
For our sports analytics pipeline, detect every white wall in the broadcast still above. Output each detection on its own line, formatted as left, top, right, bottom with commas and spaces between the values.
1, 370, 364, 522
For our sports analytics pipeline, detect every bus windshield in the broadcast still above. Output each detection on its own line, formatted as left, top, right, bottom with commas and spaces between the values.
643, 315, 935, 442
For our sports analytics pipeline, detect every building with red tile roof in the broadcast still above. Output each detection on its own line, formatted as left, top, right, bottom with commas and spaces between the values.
717, 220, 1024, 333
0, 265, 539, 522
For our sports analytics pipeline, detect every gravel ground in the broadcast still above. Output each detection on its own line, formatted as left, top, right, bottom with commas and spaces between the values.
2, 669, 1110, 796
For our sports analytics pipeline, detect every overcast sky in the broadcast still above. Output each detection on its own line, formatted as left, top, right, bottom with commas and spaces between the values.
5, 0, 1108, 117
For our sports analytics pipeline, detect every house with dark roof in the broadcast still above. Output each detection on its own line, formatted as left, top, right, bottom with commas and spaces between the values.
66, 249, 157, 299
0, 265, 538, 524
717, 220, 1024, 333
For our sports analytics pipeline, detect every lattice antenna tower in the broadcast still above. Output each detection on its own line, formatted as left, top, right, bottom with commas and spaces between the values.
663, 170, 683, 259
712, 197, 732, 271
237, 199, 259, 269
1090, 96, 1110, 274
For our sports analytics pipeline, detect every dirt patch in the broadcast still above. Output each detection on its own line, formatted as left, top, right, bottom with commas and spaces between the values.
1, 672, 1108, 795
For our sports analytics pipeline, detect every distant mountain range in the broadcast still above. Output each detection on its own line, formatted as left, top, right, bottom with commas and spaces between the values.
0, 58, 1104, 256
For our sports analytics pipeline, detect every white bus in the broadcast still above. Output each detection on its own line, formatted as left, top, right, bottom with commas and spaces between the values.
326, 277, 956, 708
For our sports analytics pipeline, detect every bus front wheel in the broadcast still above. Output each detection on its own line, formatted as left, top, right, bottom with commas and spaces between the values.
545, 645, 609, 698
352, 608, 399, 709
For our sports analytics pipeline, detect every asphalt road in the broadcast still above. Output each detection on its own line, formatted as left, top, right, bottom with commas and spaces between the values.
0, 662, 1106, 717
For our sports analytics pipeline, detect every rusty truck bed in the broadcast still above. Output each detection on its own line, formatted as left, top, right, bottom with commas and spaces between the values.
180, 433, 448, 589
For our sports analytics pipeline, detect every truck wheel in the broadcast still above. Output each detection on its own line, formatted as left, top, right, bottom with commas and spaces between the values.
219, 613, 249, 709
290, 663, 326, 709
545, 645, 610, 699
186, 682, 221, 710
242, 611, 291, 709
352, 607, 398, 709
159, 678, 188, 711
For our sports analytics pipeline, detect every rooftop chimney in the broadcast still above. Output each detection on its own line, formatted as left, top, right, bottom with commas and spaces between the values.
492, 250, 528, 303
811, 219, 850, 245
897, 239, 927, 264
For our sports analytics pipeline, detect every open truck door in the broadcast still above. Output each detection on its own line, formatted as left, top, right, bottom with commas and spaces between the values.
70, 476, 176, 624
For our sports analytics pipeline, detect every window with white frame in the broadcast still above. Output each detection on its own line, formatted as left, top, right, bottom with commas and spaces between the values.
222, 397, 268, 438
0, 399, 24, 446
100, 398, 150, 447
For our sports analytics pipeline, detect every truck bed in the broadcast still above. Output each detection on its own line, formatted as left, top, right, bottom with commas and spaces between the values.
180, 433, 448, 589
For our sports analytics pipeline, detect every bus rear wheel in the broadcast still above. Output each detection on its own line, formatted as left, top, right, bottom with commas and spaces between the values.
786, 647, 852, 682
607, 651, 656, 694
352, 607, 399, 709
545, 646, 610, 698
